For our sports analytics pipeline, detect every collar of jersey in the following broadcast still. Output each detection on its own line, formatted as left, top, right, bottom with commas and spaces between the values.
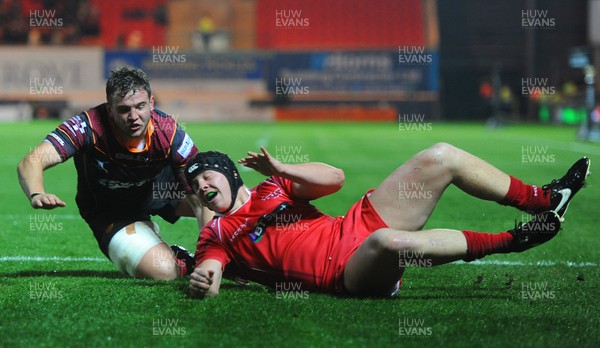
216, 187, 252, 217
110, 118, 154, 153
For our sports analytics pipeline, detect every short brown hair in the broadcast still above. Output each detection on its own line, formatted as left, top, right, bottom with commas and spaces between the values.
105, 66, 152, 104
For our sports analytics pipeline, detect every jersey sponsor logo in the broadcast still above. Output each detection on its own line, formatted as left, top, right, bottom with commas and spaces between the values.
115, 153, 149, 162
48, 132, 65, 146
98, 178, 149, 189
177, 133, 193, 159
250, 224, 266, 243
249, 202, 291, 243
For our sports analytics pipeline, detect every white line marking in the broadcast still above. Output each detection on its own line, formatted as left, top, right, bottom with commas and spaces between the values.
0, 256, 596, 267
502, 133, 600, 156
0, 256, 107, 262
568, 142, 600, 156
1, 214, 82, 220
453, 260, 598, 267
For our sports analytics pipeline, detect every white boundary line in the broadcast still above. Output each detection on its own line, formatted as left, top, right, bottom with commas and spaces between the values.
0, 256, 597, 267
1, 214, 82, 220
454, 260, 598, 267
0, 256, 107, 262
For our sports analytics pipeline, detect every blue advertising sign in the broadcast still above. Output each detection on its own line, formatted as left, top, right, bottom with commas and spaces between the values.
104, 49, 439, 93
104, 50, 268, 80
267, 50, 439, 93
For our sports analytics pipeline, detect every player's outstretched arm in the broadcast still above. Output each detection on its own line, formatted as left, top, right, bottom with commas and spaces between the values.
239, 146, 344, 200
17, 141, 66, 209
189, 259, 223, 299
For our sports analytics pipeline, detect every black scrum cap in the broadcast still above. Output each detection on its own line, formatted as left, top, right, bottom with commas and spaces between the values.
185, 151, 243, 213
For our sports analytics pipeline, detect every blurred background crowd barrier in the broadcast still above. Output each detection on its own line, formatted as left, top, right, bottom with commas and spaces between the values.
0, 0, 598, 139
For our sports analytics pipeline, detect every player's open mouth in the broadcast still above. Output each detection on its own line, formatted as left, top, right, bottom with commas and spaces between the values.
206, 191, 217, 202
130, 124, 141, 132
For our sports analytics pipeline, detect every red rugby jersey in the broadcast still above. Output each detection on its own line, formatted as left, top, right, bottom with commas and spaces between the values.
195, 176, 343, 291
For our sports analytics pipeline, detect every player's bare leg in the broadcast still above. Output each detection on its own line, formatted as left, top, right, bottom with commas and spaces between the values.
368, 142, 511, 231
135, 242, 181, 280
343, 145, 587, 296
344, 228, 466, 296
344, 211, 561, 297
108, 221, 194, 280
369, 143, 590, 230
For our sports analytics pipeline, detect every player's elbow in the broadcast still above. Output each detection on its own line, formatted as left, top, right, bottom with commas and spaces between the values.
16, 157, 35, 185
17, 151, 43, 175
332, 168, 345, 192
320, 167, 344, 196
17, 157, 27, 175
17, 161, 23, 178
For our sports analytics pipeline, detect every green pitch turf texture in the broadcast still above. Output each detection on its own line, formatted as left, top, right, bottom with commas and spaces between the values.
1, 121, 598, 348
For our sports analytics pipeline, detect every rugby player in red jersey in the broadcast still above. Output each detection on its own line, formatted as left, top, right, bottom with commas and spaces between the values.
18, 66, 208, 280
187, 146, 589, 298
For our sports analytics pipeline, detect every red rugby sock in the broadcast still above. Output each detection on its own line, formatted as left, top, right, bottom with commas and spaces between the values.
499, 176, 550, 213
461, 230, 513, 261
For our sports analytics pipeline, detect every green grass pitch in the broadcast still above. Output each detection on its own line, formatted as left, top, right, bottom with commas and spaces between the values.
1, 121, 599, 347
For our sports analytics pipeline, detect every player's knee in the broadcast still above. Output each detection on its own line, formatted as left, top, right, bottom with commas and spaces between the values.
427, 142, 455, 162
135, 245, 180, 280
417, 142, 458, 171
430, 142, 456, 155
108, 221, 179, 280
369, 229, 422, 255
